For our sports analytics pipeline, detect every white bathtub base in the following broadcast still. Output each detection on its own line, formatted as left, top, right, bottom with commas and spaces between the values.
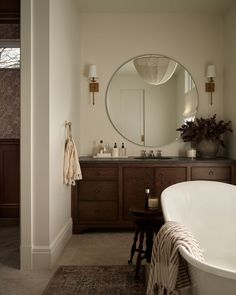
188, 262, 236, 295
161, 181, 236, 295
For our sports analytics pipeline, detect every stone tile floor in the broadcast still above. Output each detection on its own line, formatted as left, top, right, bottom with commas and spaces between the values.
0, 226, 135, 295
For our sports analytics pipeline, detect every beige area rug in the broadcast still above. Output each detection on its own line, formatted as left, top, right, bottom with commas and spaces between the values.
43, 265, 146, 295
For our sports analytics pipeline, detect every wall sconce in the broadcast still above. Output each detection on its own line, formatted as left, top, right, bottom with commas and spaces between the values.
205, 64, 216, 105
88, 65, 99, 105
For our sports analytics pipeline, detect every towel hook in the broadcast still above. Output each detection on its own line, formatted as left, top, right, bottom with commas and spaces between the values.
65, 121, 72, 127
65, 121, 72, 139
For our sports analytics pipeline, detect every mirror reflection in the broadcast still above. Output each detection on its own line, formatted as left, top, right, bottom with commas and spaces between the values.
106, 55, 198, 147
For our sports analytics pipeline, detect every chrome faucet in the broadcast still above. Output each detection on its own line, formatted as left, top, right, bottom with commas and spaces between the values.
141, 150, 147, 158
156, 150, 162, 158
149, 150, 155, 158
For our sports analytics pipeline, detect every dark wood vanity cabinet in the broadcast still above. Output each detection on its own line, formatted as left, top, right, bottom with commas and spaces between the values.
72, 159, 235, 233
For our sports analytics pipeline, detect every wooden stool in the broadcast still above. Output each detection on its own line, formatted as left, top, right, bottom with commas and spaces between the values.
128, 207, 164, 279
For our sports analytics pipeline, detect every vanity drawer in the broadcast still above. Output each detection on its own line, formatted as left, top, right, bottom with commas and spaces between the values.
81, 167, 118, 180
78, 201, 118, 221
191, 167, 231, 181
78, 181, 118, 201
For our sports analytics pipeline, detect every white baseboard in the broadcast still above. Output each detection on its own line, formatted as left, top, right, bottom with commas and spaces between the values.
32, 218, 72, 270
50, 217, 72, 266
20, 244, 33, 270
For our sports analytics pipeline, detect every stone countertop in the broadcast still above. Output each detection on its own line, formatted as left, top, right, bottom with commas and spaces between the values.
79, 156, 236, 164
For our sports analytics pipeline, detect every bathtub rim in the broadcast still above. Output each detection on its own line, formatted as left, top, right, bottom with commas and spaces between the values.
161, 180, 236, 282
179, 246, 236, 281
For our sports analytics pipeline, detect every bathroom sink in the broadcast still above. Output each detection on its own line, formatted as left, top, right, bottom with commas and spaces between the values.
133, 156, 173, 160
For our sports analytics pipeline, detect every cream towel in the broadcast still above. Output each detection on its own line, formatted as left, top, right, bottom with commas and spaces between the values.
63, 137, 82, 185
146, 221, 204, 295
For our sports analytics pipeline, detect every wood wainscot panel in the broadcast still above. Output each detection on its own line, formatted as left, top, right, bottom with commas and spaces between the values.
0, 139, 20, 220
0, 0, 20, 23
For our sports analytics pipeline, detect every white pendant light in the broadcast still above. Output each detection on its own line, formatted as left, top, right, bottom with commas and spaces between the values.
133, 56, 177, 86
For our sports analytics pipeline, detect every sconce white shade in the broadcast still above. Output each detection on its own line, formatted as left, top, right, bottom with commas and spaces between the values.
206, 65, 216, 78
88, 65, 97, 78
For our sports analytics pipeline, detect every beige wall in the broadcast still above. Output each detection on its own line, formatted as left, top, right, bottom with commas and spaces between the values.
31, 0, 50, 251
224, 3, 236, 159
78, 13, 224, 156
21, 0, 79, 269
21, 0, 34, 269
49, 0, 79, 252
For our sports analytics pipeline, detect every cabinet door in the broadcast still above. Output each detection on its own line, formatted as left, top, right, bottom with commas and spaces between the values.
155, 167, 187, 196
122, 167, 155, 220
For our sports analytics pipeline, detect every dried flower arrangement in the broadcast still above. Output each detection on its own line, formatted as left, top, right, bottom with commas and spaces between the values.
177, 114, 233, 147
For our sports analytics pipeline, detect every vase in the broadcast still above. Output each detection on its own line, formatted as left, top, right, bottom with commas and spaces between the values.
196, 139, 220, 159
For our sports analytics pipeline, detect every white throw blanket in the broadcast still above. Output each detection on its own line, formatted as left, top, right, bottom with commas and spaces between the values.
146, 221, 204, 295
63, 137, 82, 185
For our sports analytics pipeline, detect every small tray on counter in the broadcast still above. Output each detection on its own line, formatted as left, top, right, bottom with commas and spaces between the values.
93, 153, 128, 159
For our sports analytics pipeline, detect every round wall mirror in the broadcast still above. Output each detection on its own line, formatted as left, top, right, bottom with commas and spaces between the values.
106, 54, 199, 147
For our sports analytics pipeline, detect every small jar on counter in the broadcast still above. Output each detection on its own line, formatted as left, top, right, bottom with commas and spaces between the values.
148, 197, 159, 210
187, 148, 196, 159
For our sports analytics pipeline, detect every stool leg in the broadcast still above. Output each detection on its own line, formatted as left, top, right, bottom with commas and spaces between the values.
146, 229, 154, 263
135, 230, 144, 279
128, 227, 139, 264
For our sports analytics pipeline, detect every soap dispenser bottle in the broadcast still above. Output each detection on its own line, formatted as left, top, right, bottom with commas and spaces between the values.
119, 142, 127, 157
145, 188, 150, 210
98, 140, 104, 154
112, 143, 119, 157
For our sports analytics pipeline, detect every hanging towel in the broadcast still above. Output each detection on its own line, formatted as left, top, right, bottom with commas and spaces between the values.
146, 221, 204, 295
63, 136, 82, 185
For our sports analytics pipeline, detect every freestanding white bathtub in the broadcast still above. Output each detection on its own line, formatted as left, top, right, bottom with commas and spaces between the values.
161, 181, 236, 295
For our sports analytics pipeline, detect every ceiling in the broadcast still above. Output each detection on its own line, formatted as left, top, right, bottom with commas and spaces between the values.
77, 0, 234, 14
